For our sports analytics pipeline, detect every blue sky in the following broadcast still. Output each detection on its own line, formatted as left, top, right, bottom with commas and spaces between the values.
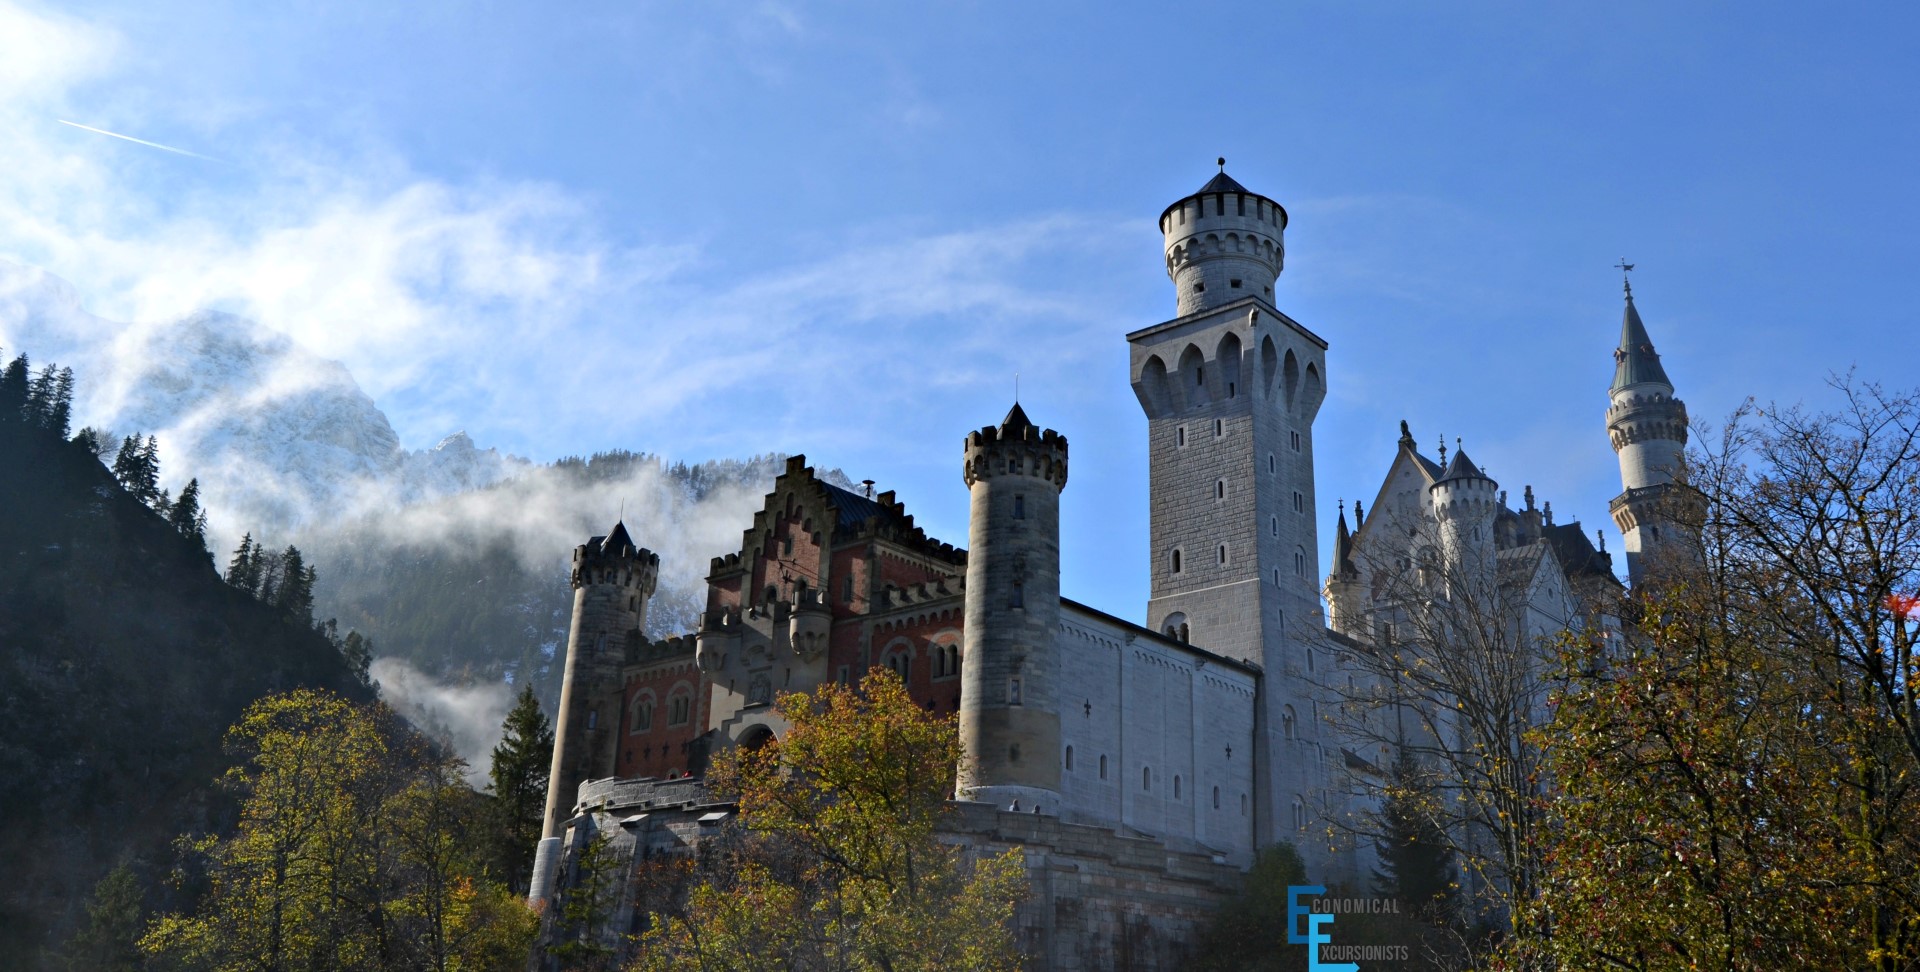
3, 2, 1916, 619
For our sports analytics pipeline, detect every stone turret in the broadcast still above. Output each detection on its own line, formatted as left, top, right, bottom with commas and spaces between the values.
959, 403, 1068, 813
1160, 159, 1288, 317
1605, 282, 1696, 587
530, 521, 659, 903
1430, 447, 1498, 578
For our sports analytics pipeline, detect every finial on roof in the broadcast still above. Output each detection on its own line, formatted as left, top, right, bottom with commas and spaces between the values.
1500, 489, 1508, 507
1615, 258, 1635, 298
1437, 435, 1447, 465
1597, 529, 1607, 552
1543, 500, 1554, 525
1524, 484, 1535, 510
1354, 500, 1364, 527
1218, 156, 1226, 172
1014, 372, 1019, 403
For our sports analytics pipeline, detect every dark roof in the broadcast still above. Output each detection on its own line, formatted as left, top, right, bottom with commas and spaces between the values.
819, 482, 893, 533
1611, 293, 1672, 392
1001, 401, 1035, 434
605, 520, 635, 553
1197, 170, 1249, 194
1435, 448, 1489, 485
1542, 523, 1618, 581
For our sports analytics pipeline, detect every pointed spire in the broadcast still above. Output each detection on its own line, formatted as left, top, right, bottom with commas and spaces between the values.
1331, 505, 1359, 579
1000, 401, 1035, 433
1436, 447, 1489, 485
605, 519, 635, 554
1612, 285, 1672, 392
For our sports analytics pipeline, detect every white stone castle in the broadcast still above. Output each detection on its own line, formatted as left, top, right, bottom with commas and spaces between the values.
527, 163, 1691, 968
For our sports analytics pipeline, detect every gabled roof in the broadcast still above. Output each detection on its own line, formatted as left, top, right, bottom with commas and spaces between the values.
819, 482, 894, 533
1611, 292, 1672, 392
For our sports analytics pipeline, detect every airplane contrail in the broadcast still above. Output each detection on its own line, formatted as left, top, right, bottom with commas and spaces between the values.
58, 119, 222, 162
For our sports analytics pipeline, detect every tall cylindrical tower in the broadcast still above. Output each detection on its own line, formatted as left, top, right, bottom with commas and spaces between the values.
1160, 158, 1287, 317
1606, 282, 1695, 587
958, 403, 1068, 813
539, 521, 658, 838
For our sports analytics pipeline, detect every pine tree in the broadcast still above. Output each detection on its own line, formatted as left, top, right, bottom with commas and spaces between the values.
56, 862, 146, 972
1374, 741, 1455, 925
135, 436, 163, 509
26, 363, 56, 427
111, 435, 143, 492
272, 545, 314, 622
48, 366, 74, 439
487, 685, 554, 893
225, 534, 258, 591
73, 427, 114, 459
340, 630, 374, 687
168, 478, 210, 555
0, 353, 28, 421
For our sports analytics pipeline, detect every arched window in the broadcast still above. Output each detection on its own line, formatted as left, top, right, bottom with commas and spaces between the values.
1217, 543, 1228, 565
1064, 746, 1074, 771
1170, 549, 1183, 574
1294, 549, 1306, 576
1292, 798, 1306, 831
629, 692, 656, 735
1215, 479, 1227, 501
1283, 705, 1296, 739
1213, 418, 1224, 437
1213, 786, 1221, 809
1174, 775, 1182, 800
1142, 767, 1152, 791
667, 685, 694, 727
886, 648, 911, 681
1099, 754, 1108, 780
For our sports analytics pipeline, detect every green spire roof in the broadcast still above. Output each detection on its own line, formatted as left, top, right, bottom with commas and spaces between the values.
1611, 290, 1671, 392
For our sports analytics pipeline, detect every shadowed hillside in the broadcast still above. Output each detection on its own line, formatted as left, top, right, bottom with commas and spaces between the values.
0, 364, 372, 968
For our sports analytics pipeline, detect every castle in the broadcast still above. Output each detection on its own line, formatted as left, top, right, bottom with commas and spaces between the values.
526, 164, 1691, 968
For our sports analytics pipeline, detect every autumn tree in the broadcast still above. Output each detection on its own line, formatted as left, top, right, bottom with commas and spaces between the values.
629, 670, 1027, 972
140, 689, 538, 972
54, 863, 148, 972
1525, 376, 1920, 970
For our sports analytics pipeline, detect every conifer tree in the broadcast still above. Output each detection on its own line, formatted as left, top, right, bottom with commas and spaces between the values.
136, 435, 163, 509
26, 363, 56, 427
0, 352, 28, 421
72, 426, 113, 459
225, 533, 259, 592
1374, 741, 1455, 925
487, 685, 554, 893
48, 365, 74, 438
339, 630, 373, 686
272, 545, 314, 622
167, 478, 210, 555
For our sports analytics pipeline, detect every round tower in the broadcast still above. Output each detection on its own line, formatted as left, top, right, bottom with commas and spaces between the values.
1429, 447, 1498, 581
959, 403, 1068, 813
539, 521, 659, 842
1605, 281, 1695, 587
1160, 158, 1288, 317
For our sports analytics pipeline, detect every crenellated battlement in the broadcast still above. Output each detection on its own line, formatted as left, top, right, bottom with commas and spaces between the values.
963, 406, 1069, 489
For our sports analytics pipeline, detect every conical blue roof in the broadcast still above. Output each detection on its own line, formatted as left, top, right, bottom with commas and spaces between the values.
1611, 293, 1671, 392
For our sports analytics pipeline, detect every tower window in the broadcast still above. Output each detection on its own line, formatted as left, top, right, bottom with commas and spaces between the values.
844, 573, 855, 603
1143, 767, 1152, 791
1008, 678, 1023, 706
1196, 366, 1205, 384
1174, 775, 1182, 800
1227, 381, 1235, 398
1269, 454, 1276, 474
1065, 746, 1074, 771
1170, 548, 1183, 574
1230, 278, 1242, 289
1214, 419, 1224, 438
1100, 754, 1108, 780
1193, 282, 1205, 294
1217, 543, 1228, 565
1013, 494, 1025, 519
1283, 705, 1295, 739
1273, 569, 1280, 586
1213, 786, 1221, 809
1295, 550, 1305, 576
1215, 480, 1226, 501
1010, 581, 1024, 609
1291, 430, 1302, 452
1293, 490, 1304, 513
1177, 425, 1188, 448
783, 534, 793, 556
1271, 516, 1278, 537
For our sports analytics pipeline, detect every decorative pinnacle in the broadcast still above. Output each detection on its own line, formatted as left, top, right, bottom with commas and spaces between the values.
1438, 435, 1447, 465
1615, 258, 1635, 298
1217, 156, 1226, 172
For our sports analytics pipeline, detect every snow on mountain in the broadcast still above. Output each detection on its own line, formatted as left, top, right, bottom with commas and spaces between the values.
0, 259, 528, 539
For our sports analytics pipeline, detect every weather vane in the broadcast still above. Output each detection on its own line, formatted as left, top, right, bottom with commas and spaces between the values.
1615, 258, 1635, 297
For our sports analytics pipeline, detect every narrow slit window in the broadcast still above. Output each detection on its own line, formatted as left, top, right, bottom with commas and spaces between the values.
1217, 543, 1227, 565
1013, 494, 1025, 519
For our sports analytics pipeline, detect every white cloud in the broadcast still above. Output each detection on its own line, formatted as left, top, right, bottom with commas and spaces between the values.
370, 657, 514, 788
0, 2, 119, 101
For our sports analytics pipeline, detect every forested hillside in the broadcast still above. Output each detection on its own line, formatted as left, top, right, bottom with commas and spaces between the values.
0, 352, 372, 968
